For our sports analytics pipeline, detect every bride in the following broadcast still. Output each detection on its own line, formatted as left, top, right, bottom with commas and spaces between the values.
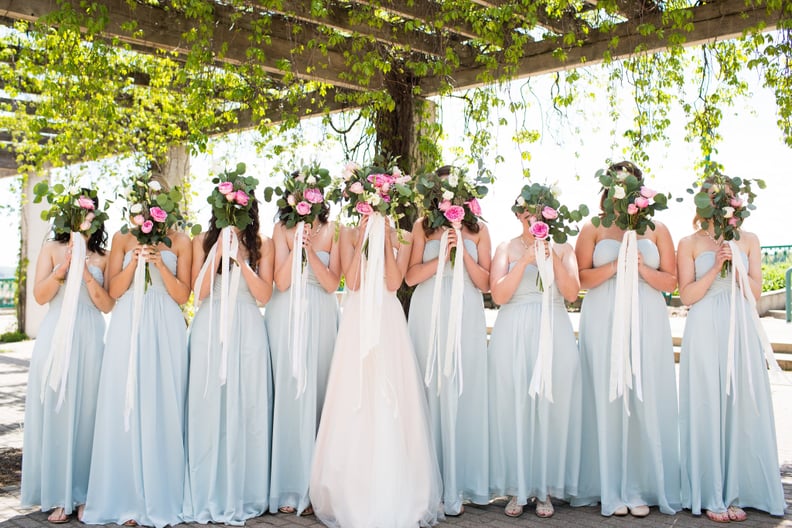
309, 213, 442, 528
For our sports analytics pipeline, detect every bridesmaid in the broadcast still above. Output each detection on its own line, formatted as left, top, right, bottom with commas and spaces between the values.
572, 161, 681, 517
21, 192, 114, 523
406, 167, 491, 516
677, 180, 784, 522
488, 190, 582, 519
265, 183, 340, 516
83, 179, 192, 528
182, 192, 275, 523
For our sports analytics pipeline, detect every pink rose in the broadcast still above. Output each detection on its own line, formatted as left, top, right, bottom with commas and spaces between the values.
79, 220, 92, 232
355, 202, 374, 215
149, 206, 168, 223
466, 198, 482, 216
640, 186, 657, 198
235, 190, 250, 206
226, 192, 236, 202
627, 203, 639, 215
349, 182, 364, 194
444, 205, 465, 223
77, 196, 95, 210
381, 182, 391, 193
728, 217, 739, 226
730, 197, 743, 208
438, 199, 452, 212
304, 188, 323, 204
395, 175, 411, 184
529, 220, 549, 240
541, 206, 557, 219
141, 220, 154, 234
634, 196, 649, 209
287, 194, 296, 206
217, 181, 234, 195
380, 193, 391, 203
296, 201, 311, 215
133, 214, 145, 226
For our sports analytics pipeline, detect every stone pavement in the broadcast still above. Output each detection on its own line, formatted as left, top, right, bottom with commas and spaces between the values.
2, 336, 792, 527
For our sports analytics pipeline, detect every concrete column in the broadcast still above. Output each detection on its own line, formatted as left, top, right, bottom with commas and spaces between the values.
21, 171, 50, 338
158, 145, 190, 190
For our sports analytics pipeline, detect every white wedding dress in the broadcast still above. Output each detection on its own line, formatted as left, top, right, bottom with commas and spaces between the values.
309, 216, 442, 528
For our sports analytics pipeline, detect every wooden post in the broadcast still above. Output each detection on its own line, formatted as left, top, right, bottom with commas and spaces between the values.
156, 145, 190, 190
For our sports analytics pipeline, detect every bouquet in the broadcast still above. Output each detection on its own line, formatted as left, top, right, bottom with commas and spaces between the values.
415, 165, 488, 263
334, 161, 414, 220
208, 162, 259, 232
689, 172, 763, 276
591, 165, 669, 234
511, 182, 589, 244
264, 163, 332, 228
33, 182, 109, 237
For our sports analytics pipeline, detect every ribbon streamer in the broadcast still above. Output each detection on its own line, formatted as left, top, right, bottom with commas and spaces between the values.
289, 222, 309, 398
527, 239, 555, 402
424, 226, 466, 396
41, 232, 87, 412
608, 230, 643, 415
124, 251, 147, 431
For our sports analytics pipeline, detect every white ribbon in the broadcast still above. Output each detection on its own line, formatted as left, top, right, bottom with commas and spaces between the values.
289, 222, 309, 398
124, 251, 147, 431
726, 241, 783, 406
41, 232, 86, 412
423, 226, 465, 396
192, 227, 241, 395
608, 230, 642, 415
528, 239, 555, 402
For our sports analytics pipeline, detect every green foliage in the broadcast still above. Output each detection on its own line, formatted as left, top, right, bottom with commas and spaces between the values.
120, 173, 193, 248
32, 181, 109, 237
0, 330, 28, 343
687, 172, 763, 241
415, 165, 488, 231
512, 182, 589, 244
591, 164, 670, 235
762, 262, 789, 292
207, 163, 257, 231
262, 163, 333, 228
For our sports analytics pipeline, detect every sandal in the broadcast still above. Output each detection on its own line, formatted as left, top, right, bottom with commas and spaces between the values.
47, 508, 69, 524
300, 505, 314, 516
278, 506, 296, 514
504, 497, 523, 518
706, 510, 731, 523
535, 498, 554, 518
76, 505, 85, 523
122, 520, 138, 526
611, 505, 628, 516
629, 505, 650, 517
727, 506, 746, 522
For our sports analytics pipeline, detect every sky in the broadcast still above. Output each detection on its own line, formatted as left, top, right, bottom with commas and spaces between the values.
1, 55, 791, 273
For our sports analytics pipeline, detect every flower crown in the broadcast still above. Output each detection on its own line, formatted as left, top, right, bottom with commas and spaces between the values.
592, 164, 669, 235
120, 176, 195, 247
511, 182, 589, 243
689, 172, 763, 241
209, 163, 258, 231
331, 160, 414, 222
263, 163, 332, 228
415, 165, 488, 230
32, 182, 109, 237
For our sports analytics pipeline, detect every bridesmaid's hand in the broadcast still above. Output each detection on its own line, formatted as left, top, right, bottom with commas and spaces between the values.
714, 243, 732, 271
143, 246, 164, 269
444, 228, 458, 260
54, 249, 71, 280
356, 215, 369, 247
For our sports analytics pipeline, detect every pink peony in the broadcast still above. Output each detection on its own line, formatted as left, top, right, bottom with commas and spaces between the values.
395, 175, 411, 184
541, 206, 557, 219
303, 188, 323, 204
133, 214, 145, 226
141, 220, 154, 234
296, 201, 311, 216
226, 192, 236, 202
149, 206, 168, 223
235, 190, 250, 206
381, 182, 391, 193
438, 199, 452, 212
730, 197, 743, 208
627, 203, 639, 215
349, 182, 364, 194
355, 202, 374, 216
77, 196, 95, 210
380, 193, 391, 203
466, 198, 482, 216
640, 186, 657, 198
728, 217, 739, 226
79, 220, 92, 232
444, 205, 465, 223
634, 196, 650, 209
529, 220, 549, 240
217, 181, 234, 195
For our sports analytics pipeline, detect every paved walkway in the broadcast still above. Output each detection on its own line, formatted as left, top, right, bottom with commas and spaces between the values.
1, 334, 791, 527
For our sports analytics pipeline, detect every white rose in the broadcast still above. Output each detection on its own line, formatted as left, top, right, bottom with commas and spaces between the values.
723, 206, 734, 218
516, 196, 526, 206
550, 183, 562, 197
307, 175, 317, 185
442, 190, 454, 201
448, 174, 459, 187
613, 186, 626, 199
130, 203, 143, 214
148, 181, 162, 191
69, 186, 80, 196
371, 194, 381, 206
287, 195, 296, 206
392, 166, 402, 177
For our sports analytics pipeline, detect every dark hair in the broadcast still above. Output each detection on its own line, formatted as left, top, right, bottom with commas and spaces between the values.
422, 169, 480, 236
599, 160, 644, 212
203, 190, 262, 273
54, 191, 107, 255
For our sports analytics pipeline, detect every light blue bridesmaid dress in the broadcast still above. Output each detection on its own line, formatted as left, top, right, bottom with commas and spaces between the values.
679, 251, 784, 516
82, 251, 188, 528
573, 238, 681, 515
408, 238, 489, 515
182, 267, 272, 524
488, 263, 582, 505
264, 251, 339, 514
21, 265, 105, 515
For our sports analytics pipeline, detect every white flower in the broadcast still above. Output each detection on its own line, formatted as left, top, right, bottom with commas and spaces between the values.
550, 183, 562, 197
392, 166, 402, 177
723, 206, 735, 218
287, 195, 296, 206
711, 184, 720, 193
306, 175, 316, 185
448, 174, 459, 187
616, 169, 630, 181
130, 203, 143, 214
148, 181, 162, 191
371, 193, 381, 206
68, 186, 80, 196
442, 190, 454, 201
613, 186, 626, 199
516, 196, 526, 206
